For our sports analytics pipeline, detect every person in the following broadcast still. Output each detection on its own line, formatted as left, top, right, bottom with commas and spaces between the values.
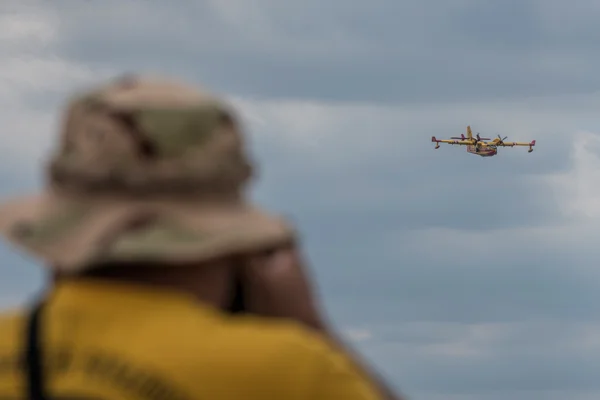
0, 75, 403, 400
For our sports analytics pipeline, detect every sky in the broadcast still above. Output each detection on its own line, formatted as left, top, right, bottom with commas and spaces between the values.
1, 0, 600, 398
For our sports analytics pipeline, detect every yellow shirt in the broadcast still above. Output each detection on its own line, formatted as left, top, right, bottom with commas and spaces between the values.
0, 280, 381, 399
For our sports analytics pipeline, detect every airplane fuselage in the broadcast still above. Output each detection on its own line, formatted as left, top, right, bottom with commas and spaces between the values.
467, 145, 497, 157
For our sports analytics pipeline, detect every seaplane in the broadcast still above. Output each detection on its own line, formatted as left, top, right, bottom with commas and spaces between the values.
431, 126, 535, 157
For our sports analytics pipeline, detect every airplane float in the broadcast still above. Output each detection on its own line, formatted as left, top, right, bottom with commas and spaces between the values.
431, 126, 535, 157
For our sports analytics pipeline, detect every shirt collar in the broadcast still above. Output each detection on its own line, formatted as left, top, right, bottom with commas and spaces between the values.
50, 278, 211, 313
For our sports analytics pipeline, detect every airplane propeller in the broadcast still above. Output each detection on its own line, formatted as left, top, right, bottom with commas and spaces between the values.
496, 134, 508, 144
448, 132, 495, 144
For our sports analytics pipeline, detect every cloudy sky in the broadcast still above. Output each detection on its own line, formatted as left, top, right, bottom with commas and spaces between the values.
2, 0, 600, 398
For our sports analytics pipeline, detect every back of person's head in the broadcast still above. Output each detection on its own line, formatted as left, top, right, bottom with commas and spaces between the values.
0, 74, 295, 304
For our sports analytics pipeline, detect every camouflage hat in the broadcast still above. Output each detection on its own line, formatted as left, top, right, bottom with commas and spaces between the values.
0, 74, 294, 273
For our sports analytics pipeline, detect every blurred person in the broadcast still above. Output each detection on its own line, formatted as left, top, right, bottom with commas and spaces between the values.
0, 75, 402, 400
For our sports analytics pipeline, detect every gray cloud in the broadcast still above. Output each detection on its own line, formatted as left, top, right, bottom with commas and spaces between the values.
43, 0, 600, 103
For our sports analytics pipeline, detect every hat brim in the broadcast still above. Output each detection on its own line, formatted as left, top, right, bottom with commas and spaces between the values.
0, 191, 294, 273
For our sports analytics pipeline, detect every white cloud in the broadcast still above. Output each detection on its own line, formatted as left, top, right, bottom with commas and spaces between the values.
412, 391, 600, 400
0, 55, 98, 96
0, 5, 116, 175
548, 131, 600, 218
0, 8, 58, 48
361, 320, 600, 360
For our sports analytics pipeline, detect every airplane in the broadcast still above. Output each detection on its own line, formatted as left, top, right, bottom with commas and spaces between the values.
431, 126, 535, 157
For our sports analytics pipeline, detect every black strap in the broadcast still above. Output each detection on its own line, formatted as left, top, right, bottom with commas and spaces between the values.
227, 272, 245, 314
24, 300, 48, 400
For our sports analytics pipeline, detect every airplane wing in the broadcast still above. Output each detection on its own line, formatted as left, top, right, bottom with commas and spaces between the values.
431, 137, 474, 145
493, 140, 535, 147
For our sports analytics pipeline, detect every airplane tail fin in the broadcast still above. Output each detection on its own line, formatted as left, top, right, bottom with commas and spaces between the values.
466, 125, 473, 139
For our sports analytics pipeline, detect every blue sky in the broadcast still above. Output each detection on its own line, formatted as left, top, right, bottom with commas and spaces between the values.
2, 1, 600, 399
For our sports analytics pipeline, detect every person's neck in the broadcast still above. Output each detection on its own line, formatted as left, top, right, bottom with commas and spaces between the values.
53, 263, 234, 310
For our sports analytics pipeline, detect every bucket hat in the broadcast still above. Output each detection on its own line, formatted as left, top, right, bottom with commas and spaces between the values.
0, 75, 294, 273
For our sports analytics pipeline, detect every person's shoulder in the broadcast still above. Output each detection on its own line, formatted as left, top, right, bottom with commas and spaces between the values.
173, 310, 331, 362
0, 308, 25, 330
220, 313, 329, 353
160, 313, 334, 396
224, 316, 365, 377
217, 317, 382, 399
